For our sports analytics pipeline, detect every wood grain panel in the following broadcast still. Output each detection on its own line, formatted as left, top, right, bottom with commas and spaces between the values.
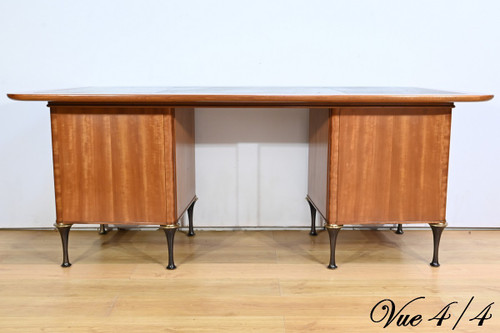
336, 106, 452, 224
307, 108, 330, 219
51, 106, 169, 224
50, 113, 63, 221
162, 109, 177, 223
327, 108, 340, 223
439, 114, 452, 219
174, 107, 196, 218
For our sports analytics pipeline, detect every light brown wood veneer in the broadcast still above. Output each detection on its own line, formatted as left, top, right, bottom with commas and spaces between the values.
50, 105, 195, 225
336, 106, 451, 224
307, 106, 452, 225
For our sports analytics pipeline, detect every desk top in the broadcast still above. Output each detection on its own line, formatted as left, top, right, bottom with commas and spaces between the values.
7, 87, 493, 106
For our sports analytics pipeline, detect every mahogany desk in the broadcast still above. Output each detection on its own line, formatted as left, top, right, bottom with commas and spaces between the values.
7, 87, 493, 269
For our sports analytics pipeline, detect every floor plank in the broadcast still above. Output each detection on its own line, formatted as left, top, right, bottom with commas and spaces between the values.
0, 229, 498, 332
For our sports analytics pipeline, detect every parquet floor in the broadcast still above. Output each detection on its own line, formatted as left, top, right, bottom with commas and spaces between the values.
0, 229, 499, 332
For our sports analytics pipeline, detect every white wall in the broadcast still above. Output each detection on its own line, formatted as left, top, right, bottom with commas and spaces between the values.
0, 0, 499, 228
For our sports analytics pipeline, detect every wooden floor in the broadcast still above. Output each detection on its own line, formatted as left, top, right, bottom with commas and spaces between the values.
0, 228, 499, 332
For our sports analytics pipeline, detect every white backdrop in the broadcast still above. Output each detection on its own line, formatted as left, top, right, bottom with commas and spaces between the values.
0, 0, 499, 228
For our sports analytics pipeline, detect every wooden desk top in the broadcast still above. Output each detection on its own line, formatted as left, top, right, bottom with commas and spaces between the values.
7, 87, 493, 106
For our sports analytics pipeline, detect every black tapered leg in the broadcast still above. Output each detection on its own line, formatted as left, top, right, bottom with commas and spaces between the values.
54, 223, 72, 267
326, 224, 342, 269
395, 224, 404, 234
98, 224, 108, 235
306, 198, 317, 236
429, 222, 447, 267
187, 200, 196, 237
161, 225, 178, 270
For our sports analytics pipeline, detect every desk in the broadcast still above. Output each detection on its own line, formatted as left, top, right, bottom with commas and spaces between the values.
7, 87, 493, 269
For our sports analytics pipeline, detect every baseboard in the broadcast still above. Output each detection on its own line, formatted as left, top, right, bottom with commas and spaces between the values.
1, 225, 500, 231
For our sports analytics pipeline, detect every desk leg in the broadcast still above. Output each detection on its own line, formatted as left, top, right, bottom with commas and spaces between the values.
54, 223, 72, 267
306, 198, 317, 236
326, 224, 342, 269
161, 224, 178, 270
429, 222, 447, 267
98, 224, 109, 235
395, 224, 404, 234
187, 199, 197, 237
